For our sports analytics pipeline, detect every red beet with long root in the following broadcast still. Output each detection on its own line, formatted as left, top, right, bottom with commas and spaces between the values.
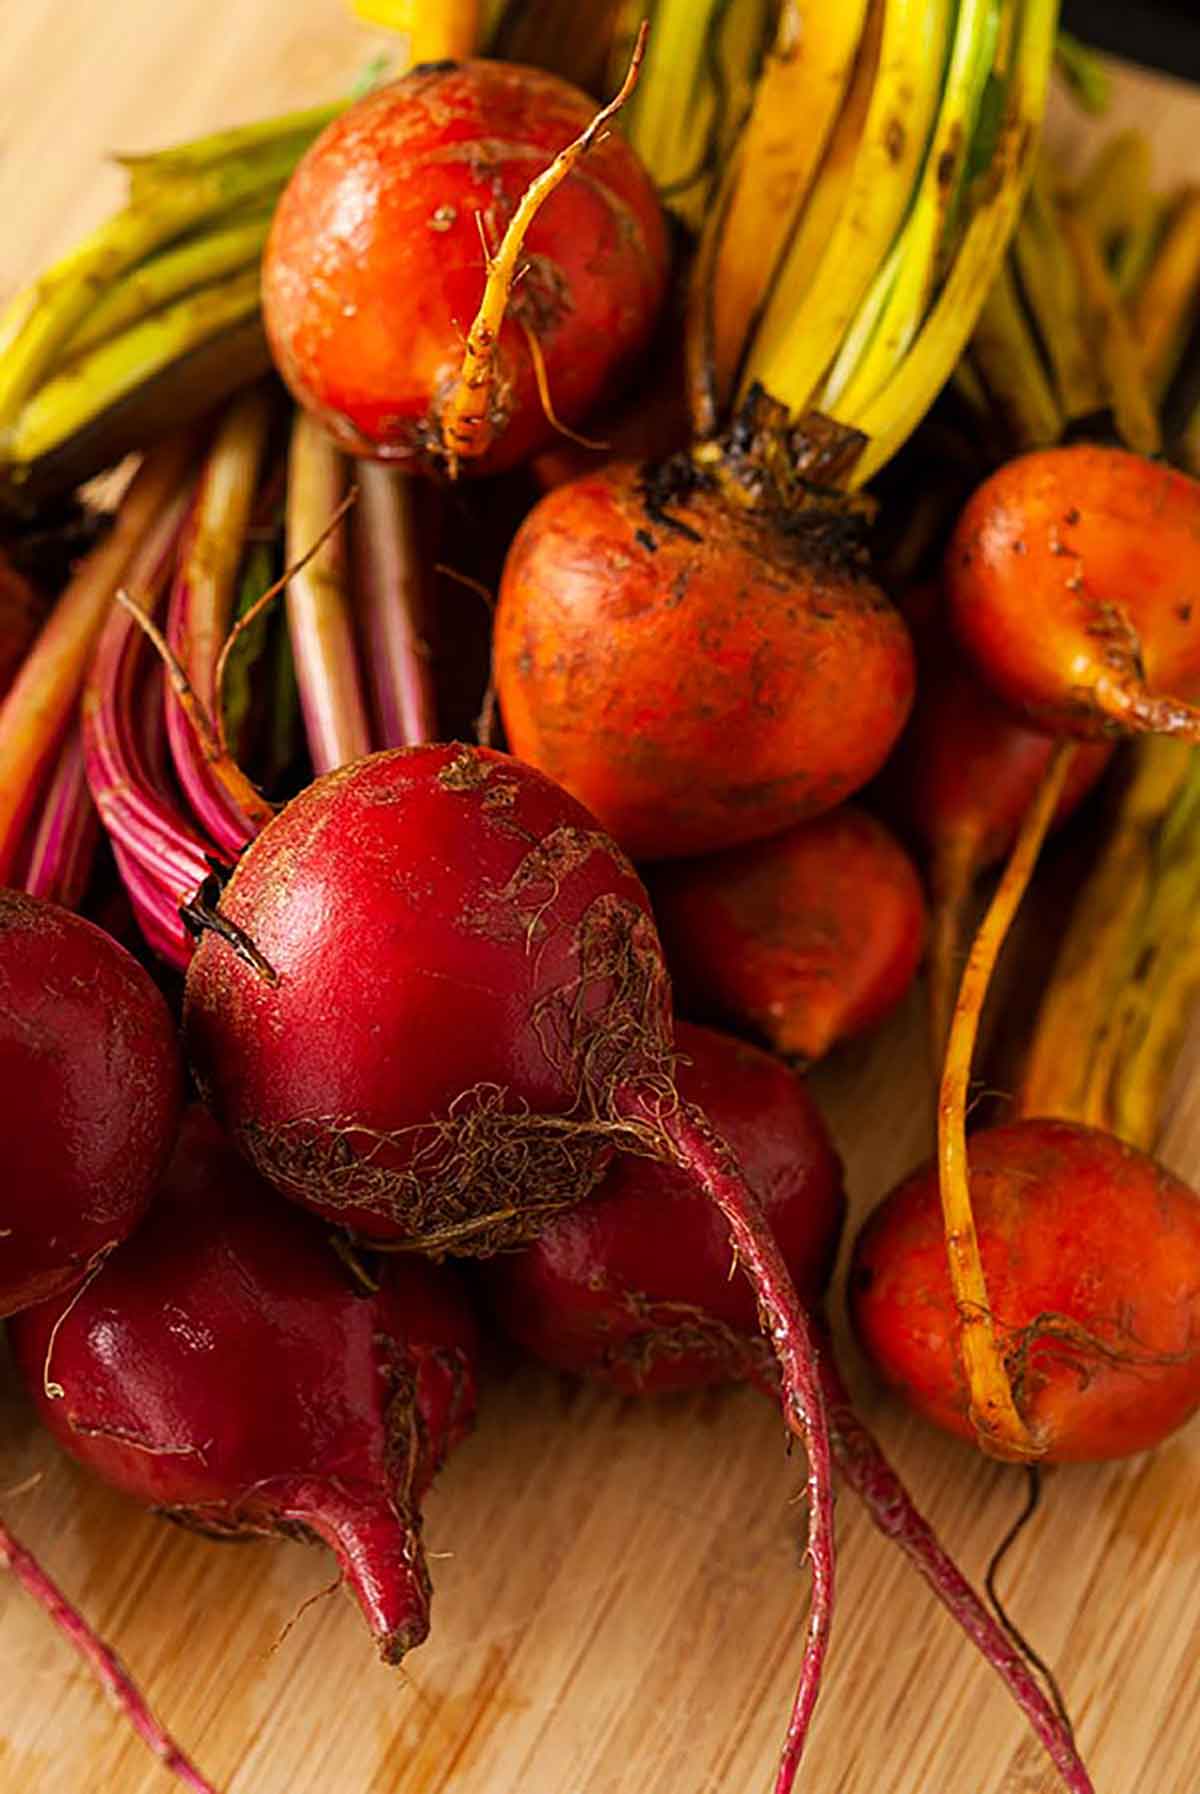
9, 1108, 478, 1662
493, 458, 915, 859
182, 741, 839, 1789
649, 807, 926, 1062
262, 59, 668, 477
850, 1117, 1200, 1463
486, 1026, 1095, 1794
0, 889, 181, 1318
484, 1021, 845, 1389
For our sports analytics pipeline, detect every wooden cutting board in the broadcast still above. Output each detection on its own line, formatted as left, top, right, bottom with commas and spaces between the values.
2, 14, 1200, 1793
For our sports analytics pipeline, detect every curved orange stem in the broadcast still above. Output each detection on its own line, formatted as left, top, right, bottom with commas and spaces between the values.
937, 740, 1077, 1461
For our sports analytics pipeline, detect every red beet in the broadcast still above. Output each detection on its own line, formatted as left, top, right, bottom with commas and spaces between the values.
0, 890, 181, 1317
850, 1117, 1200, 1463
262, 60, 668, 477
9, 1108, 477, 1661
493, 458, 915, 859
182, 741, 838, 1786
484, 1021, 845, 1389
649, 807, 926, 1062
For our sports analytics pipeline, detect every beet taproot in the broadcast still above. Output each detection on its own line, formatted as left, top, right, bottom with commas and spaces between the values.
9, 1107, 478, 1662
262, 59, 668, 477
649, 806, 926, 1061
494, 458, 915, 860
0, 889, 181, 1318
850, 1117, 1200, 1462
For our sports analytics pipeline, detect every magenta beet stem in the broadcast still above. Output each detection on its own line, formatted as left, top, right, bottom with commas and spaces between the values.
355, 463, 438, 749
618, 1087, 835, 1794
806, 1343, 1095, 1794
18, 722, 99, 910
0, 1515, 220, 1793
276, 1484, 432, 1664
83, 484, 221, 966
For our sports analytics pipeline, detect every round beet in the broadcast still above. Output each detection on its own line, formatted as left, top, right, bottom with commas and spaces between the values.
850, 1117, 1200, 1463
947, 445, 1200, 742
262, 60, 667, 477
649, 807, 926, 1061
9, 1108, 478, 1662
184, 743, 672, 1248
484, 1021, 844, 1391
493, 459, 915, 860
0, 890, 181, 1317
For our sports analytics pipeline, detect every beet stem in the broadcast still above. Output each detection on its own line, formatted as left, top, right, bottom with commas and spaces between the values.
620, 1087, 834, 1793
285, 411, 374, 773
354, 463, 438, 749
937, 740, 1076, 1461
809, 1350, 1095, 1794
0, 1514, 220, 1794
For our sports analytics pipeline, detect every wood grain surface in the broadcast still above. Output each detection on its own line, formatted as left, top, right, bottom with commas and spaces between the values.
2, 14, 1199, 1794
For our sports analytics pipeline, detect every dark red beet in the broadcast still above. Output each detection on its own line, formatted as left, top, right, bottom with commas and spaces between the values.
649, 808, 926, 1062
0, 890, 181, 1318
182, 742, 838, 1787
8, 1108, 478, 1661
850, 1117, 1200, 1463
184, 742, 673, 1249
484, 1022, 844, 1390
262, 60, 668, 477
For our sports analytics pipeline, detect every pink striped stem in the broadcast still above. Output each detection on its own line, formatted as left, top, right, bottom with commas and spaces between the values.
83, 481, 217, 968
17, 723, 99, 909
0, 436, 196, 881
286, 410, 372, 774
354, 462, 437, 748
165, 385, 274, 853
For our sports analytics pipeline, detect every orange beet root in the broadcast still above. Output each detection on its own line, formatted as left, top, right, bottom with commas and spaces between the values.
947, 444, 1200, 741
650, 806, 926, 1061
850, 1117, 1200, 1463
495, 459, 915, 860
262, 61, 667, 478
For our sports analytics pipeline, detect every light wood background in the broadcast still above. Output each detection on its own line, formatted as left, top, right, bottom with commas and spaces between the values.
2, 13, 1199, 1794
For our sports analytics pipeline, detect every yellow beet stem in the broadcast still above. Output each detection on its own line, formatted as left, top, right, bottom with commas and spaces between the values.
1059, 203, 1161, 457
1128, 187, 1200, 402
1018, 738, 1190, 1127
351, 0, 480, 60
7, 269, 262, 472
440, 20, 648, 476
0, 436, 195, 879
937, 739, 1077, 1462
969, 258, 1064, 449
698, 0, 869, 412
